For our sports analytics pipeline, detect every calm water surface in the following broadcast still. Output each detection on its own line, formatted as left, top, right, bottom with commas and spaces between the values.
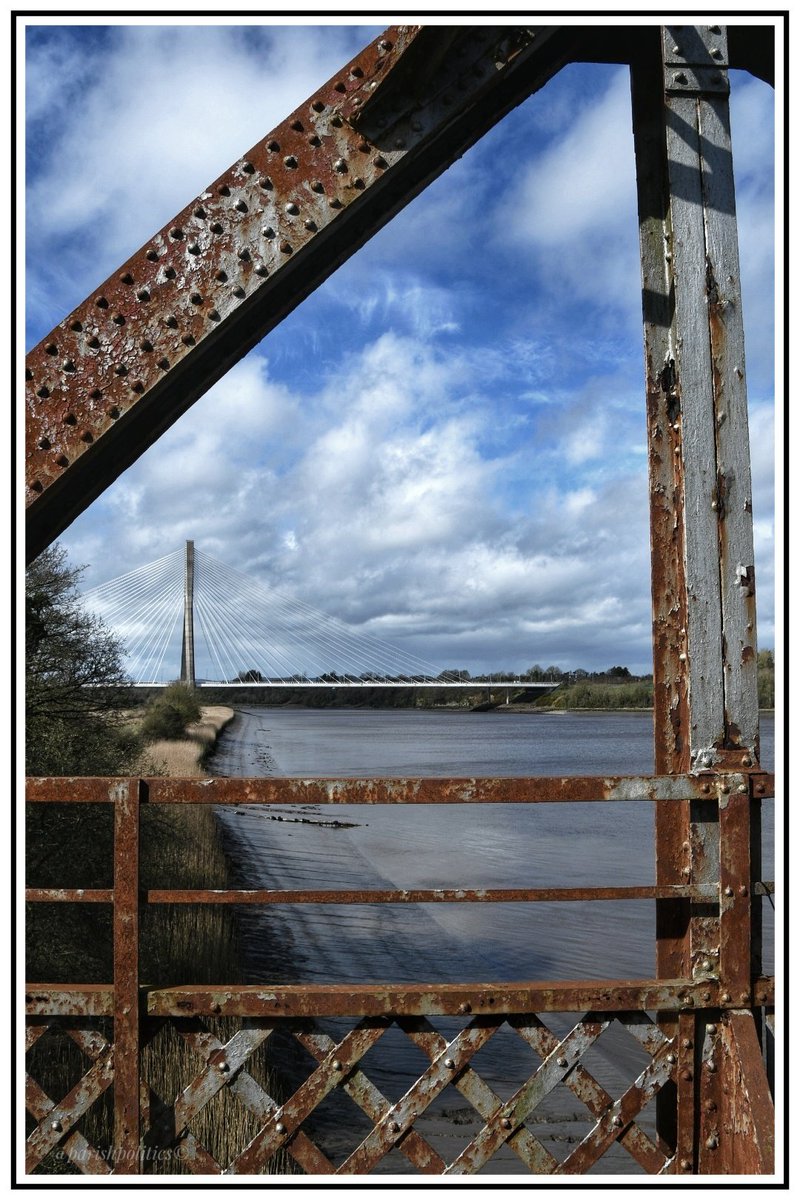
210, 708, 775, 1173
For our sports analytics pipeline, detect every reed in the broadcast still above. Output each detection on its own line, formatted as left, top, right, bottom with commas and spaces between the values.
27, 706, 294, 1175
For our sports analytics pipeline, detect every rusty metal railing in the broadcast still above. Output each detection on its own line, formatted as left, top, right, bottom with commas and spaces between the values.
25, 771, 775, 1175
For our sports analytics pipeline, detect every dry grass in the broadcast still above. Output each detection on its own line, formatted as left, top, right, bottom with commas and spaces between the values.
136, 706, 235, 777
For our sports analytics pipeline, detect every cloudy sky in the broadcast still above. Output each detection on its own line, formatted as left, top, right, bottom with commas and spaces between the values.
23, 16, 777, 678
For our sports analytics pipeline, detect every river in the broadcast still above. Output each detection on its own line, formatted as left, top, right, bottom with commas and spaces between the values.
209, 708, 775, 1174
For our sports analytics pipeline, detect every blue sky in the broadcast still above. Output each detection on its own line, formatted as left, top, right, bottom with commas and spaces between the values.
23, 17, 777, 677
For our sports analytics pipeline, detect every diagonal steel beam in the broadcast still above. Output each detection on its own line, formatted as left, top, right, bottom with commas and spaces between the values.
25, 23, 582, 562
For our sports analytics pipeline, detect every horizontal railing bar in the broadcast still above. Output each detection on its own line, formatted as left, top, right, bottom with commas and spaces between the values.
144, 978, 777, 1017
24, 773, 775, 805
25, 977, 776, 1018
145, 884, 715, 905
25, 889, 114, 903
25, 882, 772, 905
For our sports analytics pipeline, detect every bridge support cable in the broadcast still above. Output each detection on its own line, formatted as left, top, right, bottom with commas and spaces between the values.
80, 544, 463, 685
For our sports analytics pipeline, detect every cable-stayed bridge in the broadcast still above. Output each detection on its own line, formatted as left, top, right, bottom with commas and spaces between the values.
80, 541, 552, 692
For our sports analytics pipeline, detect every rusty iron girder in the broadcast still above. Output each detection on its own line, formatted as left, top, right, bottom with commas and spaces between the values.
25, 24, 581, 561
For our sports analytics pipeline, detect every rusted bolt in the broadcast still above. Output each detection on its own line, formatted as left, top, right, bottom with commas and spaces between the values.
681, 1069, 693, 1081
680, 1158, 692, 1171
120, 272, 134, 285
242, 160, 255, 173
739, 992, 749, 1004
721, 993, 731, 1003
188, 243, 201, 256
667, 1053, 677, 1065
280, 241, 293, 254
190, 293, 203, 305
741, 755, 752, 766
738, 885, 748, 897
702, 960, 713, 972
95, 296, 108, 308
182, 333, 197, 345
163, 266, 176, 280
701, 783, 711, 794
146, 248, 159, 261
80, 430, 93, 443
556, 1057, 567, 1067
275, 1121, 286, 1135
137, 289, 150, 302
140, 339, 153, 352
612, 1116, 623, 1127
444, 1058, 455, 1069
681, 1038, 693, 1050
70, 319, 82, 332
157, 357, 169, 370
500, 1117, 512, 1130
37, 436, 51, 450
284, 155, 298, 169
311, 99, 325, 112
679, 652, 687, 661
193, 206, 207, 219
706, 1059, 717, 1073
114, 364, 128, 376
332, 1059, 343, 1071
719, 781, 730, 794
705, 1135, 718, 1150
704, 1100, 717, 1114
379, 38, 393, 50
170, 227, 183, 240
459, 1002, 472, 1015
50, 1120, 63, 1133
36, 384, 50, 398
702, 992, 711, 1002
210, 222, 224, 234
723, 886, 733, 897
334, 158, 348, 173
737, 784, 747, 794
267, 141, 280, 153
682, 840, 690, 851
388, 1121, 400, 1133
705, 1023, 717, 1034
112, 314, 125, 327
218, 1060, 229, 1073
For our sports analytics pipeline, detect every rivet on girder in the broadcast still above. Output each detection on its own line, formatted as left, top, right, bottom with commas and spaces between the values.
112, 314, 125, 326
163, 266, 176, 280
267, 140, 280, 153
311, 100, 325, 112
137, 289, 151, 302
165, 316, 178, 329
35, 384, 50, 398
218, 184, 231, 196
190, 293, 204, 305
194, 206, 207, 219
235, 199, 248, 213
120, 272, 133, 285
291, 120, 304, 132
237, 249, 250, 262
285, 202, 299, 215
311, 180, 325, 193
146, 249, 159, 262
95, 296, 109, 309
242, 161, 255, 174
170, 227, 184, 240
140, 339, 153, 353
260, 177, 274, 191
114, 364, 128, 376
210, 222, 224, 235
188, 243, 201, 256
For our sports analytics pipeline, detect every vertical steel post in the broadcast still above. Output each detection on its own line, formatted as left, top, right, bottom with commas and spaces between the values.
633, 24, 768, 1169
180, 539, 196, 688
112, 779, 141, 1173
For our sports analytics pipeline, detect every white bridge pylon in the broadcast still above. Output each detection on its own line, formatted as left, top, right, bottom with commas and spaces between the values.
79, 542, 548, 690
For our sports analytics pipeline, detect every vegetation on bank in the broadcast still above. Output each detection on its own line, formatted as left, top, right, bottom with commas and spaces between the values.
25, 547, 289, 1173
